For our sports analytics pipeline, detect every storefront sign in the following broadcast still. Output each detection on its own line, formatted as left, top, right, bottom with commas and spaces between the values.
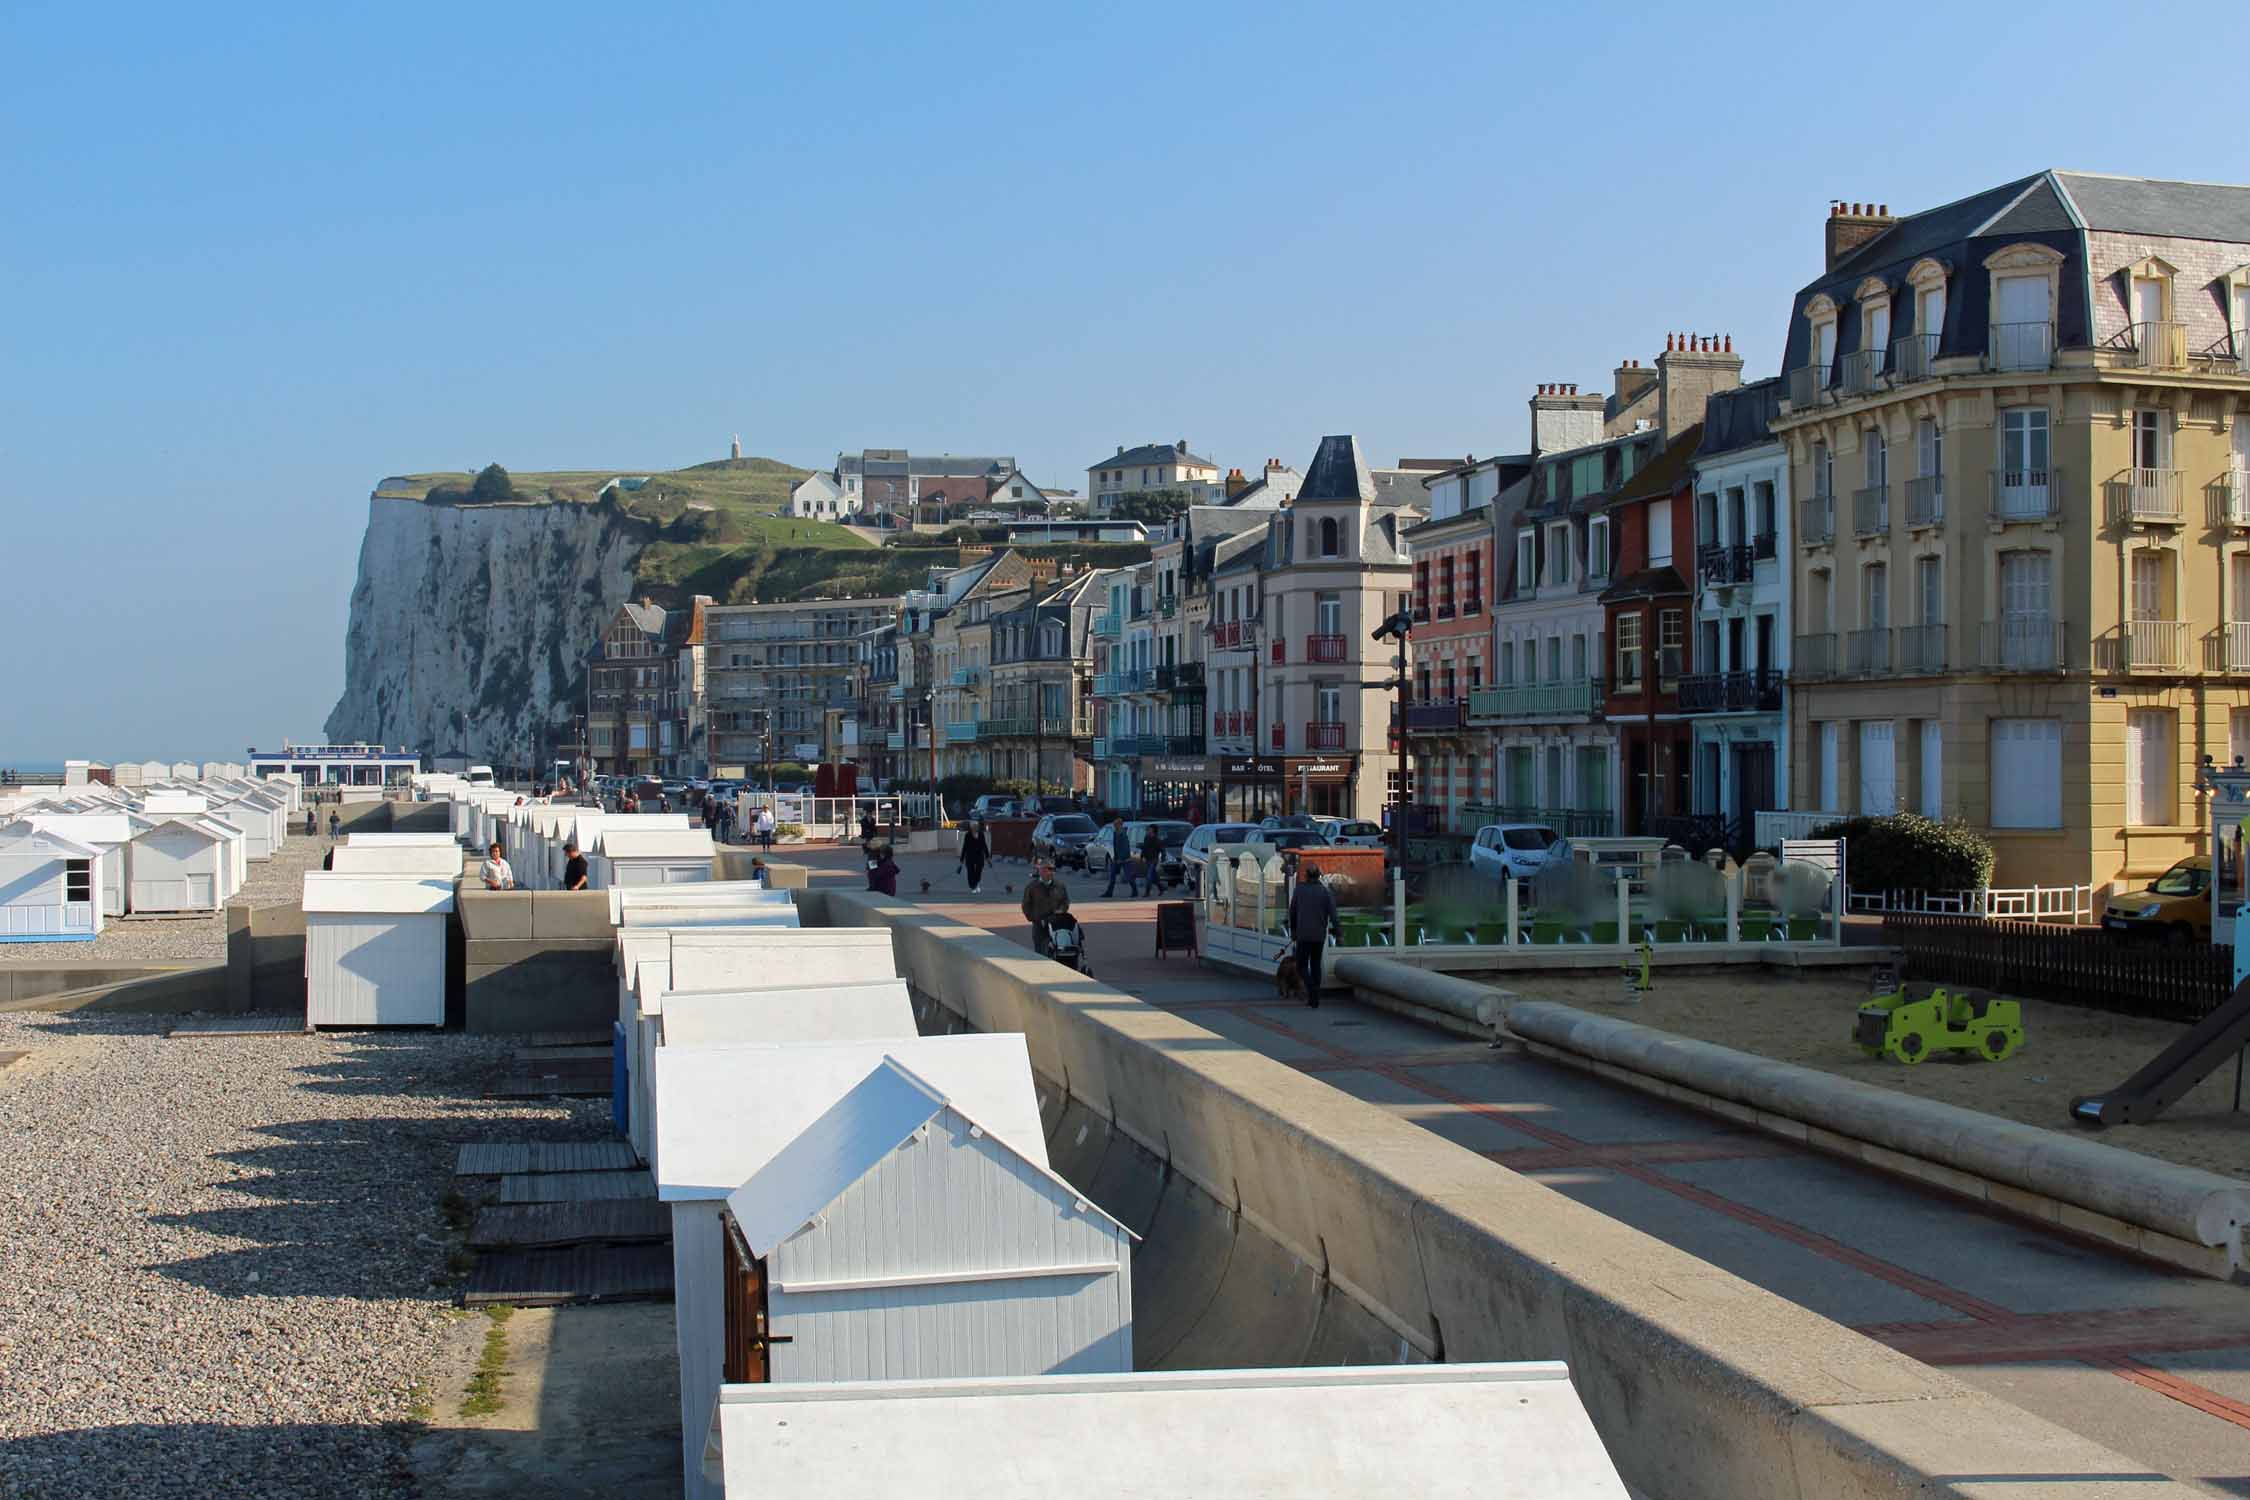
1285, 759, 1350, 779
1144, 757, 1213, 780
1219, 756, 1284, 779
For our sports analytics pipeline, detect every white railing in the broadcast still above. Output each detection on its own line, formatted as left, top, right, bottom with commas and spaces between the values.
1846, 884, 2093, 923
1756, 809, 1841, 846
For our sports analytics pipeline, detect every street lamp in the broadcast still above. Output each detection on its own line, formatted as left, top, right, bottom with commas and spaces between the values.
1371, 606, 1414, 882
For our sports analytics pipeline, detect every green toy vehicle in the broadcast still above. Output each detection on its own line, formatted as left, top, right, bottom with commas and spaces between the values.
1854, 984, 2024, 1065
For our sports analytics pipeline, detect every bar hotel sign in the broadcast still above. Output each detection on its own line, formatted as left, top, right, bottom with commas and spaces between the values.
1219, 757, 1283, 779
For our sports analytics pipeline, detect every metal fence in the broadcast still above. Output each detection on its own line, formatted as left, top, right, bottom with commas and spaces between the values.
1884, 914, 2229, 1023
1848, 885, 2094, 923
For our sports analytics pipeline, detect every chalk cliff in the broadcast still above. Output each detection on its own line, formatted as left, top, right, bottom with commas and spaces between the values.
324, 492, 655, 761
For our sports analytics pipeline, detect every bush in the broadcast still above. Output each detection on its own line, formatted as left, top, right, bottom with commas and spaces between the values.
1808, 812, 1993, 893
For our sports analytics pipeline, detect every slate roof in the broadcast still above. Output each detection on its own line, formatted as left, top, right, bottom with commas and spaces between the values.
1610, 425, 1702, 509
2054, 172, 2250, 241
620, 602, 666, 635
1598, 565, 1690, 605
1089, 443, 1216, 473
1297, 436, 1376, 504
1696, 381, 1784, 460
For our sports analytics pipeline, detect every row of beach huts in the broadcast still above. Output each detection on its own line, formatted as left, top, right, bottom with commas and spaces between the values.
0, 774, 305, 941
604, 876, 1626, 1498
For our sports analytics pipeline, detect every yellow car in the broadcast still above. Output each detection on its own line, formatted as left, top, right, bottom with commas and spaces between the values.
2101, 856, 2212, 944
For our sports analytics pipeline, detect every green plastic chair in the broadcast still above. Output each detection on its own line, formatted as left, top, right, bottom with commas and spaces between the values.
1471, 921, 1509, 946
1590, 920, 1621, 945
1785, 914, 1821, 942
1692, 918, 1730, 943
1651, 918, 1690, 944
1530, 917, 1567, 945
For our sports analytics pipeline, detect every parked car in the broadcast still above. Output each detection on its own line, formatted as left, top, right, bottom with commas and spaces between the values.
1258, 813, 1318, 832
1468, 823, 1565, 883
1314, 818, 1386, 848
968, 793, 1020, 822
1085, 820, 1191, 887
1031, 812, 1099, 869
1181, 822, 1262, 895
1024, 795, 1078, 816
2101, 855, 2212, 944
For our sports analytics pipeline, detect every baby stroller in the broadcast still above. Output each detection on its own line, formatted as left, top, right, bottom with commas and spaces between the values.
1043, 911, 1090, 975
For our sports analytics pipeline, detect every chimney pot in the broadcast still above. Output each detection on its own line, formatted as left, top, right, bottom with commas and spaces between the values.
1879, 203, 1888, 215
1724, 333, 1732, 353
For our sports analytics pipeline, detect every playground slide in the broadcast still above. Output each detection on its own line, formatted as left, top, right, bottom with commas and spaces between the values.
2068, 977, 2250, 1129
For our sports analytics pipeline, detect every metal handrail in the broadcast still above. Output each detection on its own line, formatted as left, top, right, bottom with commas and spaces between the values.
1799, 495, 1834, 545
1846, 627, 1892, 676
1853, 484, 1889, 537
2115, 619, 2187, 672
1981, 614, 2066, 671
1990, 465, 2063, 521
1839, 348, 1887, 395
1787, 364, 1831, 408
1793, 632, 1837, 679
1905, 474, 1944, 528
1896, 623, 1947, 674
1890, 332, 1941, 383
2119, 320, 2188, 371
2105, 468, 2183, 525
1987, 321, 2053, 372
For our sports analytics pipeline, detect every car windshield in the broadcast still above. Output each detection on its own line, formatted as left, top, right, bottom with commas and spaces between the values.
2150, 863, 2207, 896
1264, 831, 1320, 849
1341, 822, 1380, 837
1500, 827, 1557, 851
1148, 823, 1191, 847
1051, 815, 1094, 834
1209, 826, 1259, 844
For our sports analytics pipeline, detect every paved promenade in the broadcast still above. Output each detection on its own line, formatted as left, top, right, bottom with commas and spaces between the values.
785, 838, 2250, 1494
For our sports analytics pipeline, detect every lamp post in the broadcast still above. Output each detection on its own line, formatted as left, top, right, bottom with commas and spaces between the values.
923, 686, 938, 826
1371, 606, 1414, 885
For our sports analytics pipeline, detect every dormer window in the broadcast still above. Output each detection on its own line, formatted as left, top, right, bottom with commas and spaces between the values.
1515, 530, 1535, 595
1846, 278, 1892, 393
1984, 243, 2063, 372
2122, 255, 2183, 370
1318, 516, 1342, 557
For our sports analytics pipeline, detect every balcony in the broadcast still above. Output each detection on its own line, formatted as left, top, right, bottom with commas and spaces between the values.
1155, 661, 1205, 691
1896, 623, 1948, 674
1305, 721, 1348, 751
1696, 543, 1753, 587
1092, 671, 1125, 696
1846, 627, 1892, 676
1211, 620, 1253, 651
2224, 623, 2250, 675
1987, 321, 2053, 373
2108, 619, 2187, 673
1800, 494, 1835, 546
1752, 531, 1777, 560
2121, 320, 2188, 372
949, 666, 982, 687
886, 730, 905, 750
1891, 332, 1941, 383
1093, 736, 1114, 759
1793, 633, 1838, 679
2104, 468, 2183, 526
2213, 469, 2250, 528
1980, 614, 2066, 672
1305, 633, 1348, 663
1402, 700, 1466, 733
1167, 734, 1206, 755
1675, 670, 1782, 714
1466, 678, 1601, 722
945, 721, 979, 744
1122, 667, 1156, 693
1990, 466, 2062, 522
1787, 364, 1832, 408
1852, 484, 1889, 538
1838, 347, 1887, 396
1092, 611, 1122, 638
1158, 595, 1179, 618
1905, 475, 1944, 529
976, 718, 1026, 740
1271, 723, 1285, 750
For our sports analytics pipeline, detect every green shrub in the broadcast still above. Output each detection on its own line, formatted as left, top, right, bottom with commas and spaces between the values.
1808, 812, 1993, 893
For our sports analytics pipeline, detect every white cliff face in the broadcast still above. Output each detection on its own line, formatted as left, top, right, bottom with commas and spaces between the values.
325, 494, 653, 760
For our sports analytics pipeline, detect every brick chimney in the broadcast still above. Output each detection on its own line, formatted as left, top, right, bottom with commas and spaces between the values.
1611, 357, 1657, 415
1175, 439, 1188, 455
1825, 200, 1897, 272
1530, 381, 1605, 456
1655, 334, 1744, 441
1225, 467, 1249, 498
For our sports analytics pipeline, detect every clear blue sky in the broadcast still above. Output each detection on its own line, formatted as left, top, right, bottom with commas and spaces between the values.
3, 0, 2240, 762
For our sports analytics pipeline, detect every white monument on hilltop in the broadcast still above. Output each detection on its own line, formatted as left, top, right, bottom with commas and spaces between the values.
730, 434, 742, 460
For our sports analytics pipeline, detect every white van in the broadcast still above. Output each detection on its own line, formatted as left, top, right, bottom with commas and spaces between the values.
465, 765, 496, 788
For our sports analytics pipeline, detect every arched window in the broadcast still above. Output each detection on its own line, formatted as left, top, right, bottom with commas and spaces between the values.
1319, 517, 1341, 557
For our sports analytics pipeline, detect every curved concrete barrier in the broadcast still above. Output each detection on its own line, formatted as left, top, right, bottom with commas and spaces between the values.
806, 891, 2200, 1500
1504, 997, 2250, 1267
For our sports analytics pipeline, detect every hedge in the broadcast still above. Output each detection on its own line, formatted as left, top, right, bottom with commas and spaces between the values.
1810, 812, 1994, 893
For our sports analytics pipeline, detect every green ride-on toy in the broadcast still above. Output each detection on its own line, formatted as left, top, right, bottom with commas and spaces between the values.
1854, 980, 2024, 1065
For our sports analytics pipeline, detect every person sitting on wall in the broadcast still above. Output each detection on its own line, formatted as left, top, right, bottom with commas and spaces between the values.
481, 841, 516, 891
561, 838, 588, 892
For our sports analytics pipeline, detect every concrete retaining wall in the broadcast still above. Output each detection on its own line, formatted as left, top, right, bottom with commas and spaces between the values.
226, 901, 306, 1015
456, 890, 615, 1033
327, 799, 450, 834
807, 889, 2194, 1500
712, 852, 809, 888
0, 962, 226, 1014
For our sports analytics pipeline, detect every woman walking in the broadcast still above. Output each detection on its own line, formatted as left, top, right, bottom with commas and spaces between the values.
959, 819, 989, 895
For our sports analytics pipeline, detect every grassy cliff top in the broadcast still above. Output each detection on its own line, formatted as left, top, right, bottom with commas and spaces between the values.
381, 456, 869, 550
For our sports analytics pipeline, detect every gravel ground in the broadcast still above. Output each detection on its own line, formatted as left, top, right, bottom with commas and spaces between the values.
0, 833, 379, 965
0, 1011, 607, 1498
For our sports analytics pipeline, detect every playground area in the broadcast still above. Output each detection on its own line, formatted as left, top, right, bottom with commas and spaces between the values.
1482, 964, 2250, 1179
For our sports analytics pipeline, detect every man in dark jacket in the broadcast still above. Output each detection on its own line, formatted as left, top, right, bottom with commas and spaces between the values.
562, 839, 588, 891
1021, 859, 1070, 955
1286, 863, 1341, 1008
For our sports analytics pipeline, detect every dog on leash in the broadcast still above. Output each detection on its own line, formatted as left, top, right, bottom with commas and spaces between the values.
1275, 953, 1314, 1007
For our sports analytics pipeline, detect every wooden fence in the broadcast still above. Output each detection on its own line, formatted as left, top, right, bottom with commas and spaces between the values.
1883, 914, 2229, 1024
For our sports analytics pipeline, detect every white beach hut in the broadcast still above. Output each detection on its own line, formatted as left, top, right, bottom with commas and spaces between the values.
667, 928, 898, 992
704, 1364, 1630, 1500
195, 815, 248, 899
0, 824, 105, 942
590, 827, 715, 889
206, 803, 276, 863
608, 880, 792, 924
659, 980, 913, 1050
653, 1033, 1055, 1500
301, 874, 455, 1027
13, 812, 132, 915
345, 833, 459, 847
125, 816, 230, 913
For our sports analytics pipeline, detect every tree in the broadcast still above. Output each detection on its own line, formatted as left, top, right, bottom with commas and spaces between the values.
470, 464, 517, 504
1111, 488, 1190, 523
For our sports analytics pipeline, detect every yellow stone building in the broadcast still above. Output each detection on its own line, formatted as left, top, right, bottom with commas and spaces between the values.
1775, 173, 2250, 894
